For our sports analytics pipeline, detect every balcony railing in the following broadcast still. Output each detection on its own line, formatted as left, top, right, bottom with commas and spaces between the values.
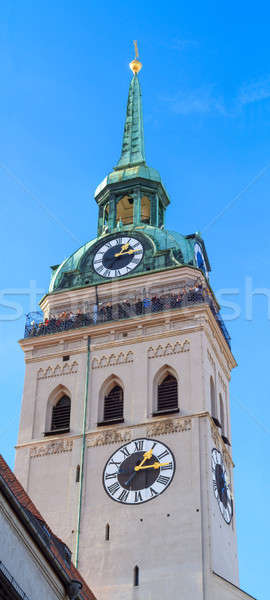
24, 287, 231, 349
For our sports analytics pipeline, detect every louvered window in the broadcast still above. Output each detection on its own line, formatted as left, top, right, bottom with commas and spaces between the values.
156, 375, 178, 414
102, 385, 124, 425
51, 395, 71, 432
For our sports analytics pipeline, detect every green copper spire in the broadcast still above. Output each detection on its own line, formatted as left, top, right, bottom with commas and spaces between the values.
115, 72, 146, 170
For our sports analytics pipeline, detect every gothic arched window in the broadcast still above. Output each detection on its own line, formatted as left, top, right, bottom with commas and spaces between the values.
51, 395, 71, 432
210, 376, 216, 417
99, 385, 124, 425
219, 393, 225, 436
156, 374, 178, 414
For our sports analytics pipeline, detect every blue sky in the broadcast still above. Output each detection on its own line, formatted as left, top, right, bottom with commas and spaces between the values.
0, 1, 269, 597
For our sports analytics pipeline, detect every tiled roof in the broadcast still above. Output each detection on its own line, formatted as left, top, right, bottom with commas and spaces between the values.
0, 454, 97, 600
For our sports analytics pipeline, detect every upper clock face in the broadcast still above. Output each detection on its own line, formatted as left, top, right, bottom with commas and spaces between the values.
93, 236, 144, 278
103, 438, 175, 504
211, 448, 233, 524
194, 242, 208, 277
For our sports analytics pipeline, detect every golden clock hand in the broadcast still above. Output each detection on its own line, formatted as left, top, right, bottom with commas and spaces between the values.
135, 461, 170, 471
113, 242, 130, 258
135, 448, 153, 471
114, 248, 141, 257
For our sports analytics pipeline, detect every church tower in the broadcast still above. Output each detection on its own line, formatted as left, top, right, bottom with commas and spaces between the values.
15, 48, 255, 600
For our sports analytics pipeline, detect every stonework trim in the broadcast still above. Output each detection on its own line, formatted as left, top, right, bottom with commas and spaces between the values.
210, 419, 233, 468
146, 417, 191, 436
147, 339, 190, 359
37, 361, 78, 379
30, 439, 73, 458
87, 429, 132, 447
92, 350, 134, 369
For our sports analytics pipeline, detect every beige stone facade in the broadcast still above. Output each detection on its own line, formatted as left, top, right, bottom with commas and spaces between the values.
14, 267, 255, 600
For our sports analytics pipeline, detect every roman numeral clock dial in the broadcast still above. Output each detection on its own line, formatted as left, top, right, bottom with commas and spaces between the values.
103, 439, 175, 504
93, 236, 144, 278
211, 448, 233, 524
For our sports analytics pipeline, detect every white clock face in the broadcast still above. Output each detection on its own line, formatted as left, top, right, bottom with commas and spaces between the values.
194, 242, 208, 277
103, 438, 175, 504
211, 448, 233, 524
93, 236, 144, 278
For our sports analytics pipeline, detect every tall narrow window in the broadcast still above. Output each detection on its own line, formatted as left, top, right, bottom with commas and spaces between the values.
141, 196, 150, 224
76, 465, 80, 483
105, 523, 110, 541
157, 374, 178, 414
51, 395, 71, 432
134, 566, 139, 587
210, 376, 216, 417
220, 393, 225, 436
103, 385, 124, 424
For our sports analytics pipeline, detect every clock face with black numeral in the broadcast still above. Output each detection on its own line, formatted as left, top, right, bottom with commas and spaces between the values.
93, 236, 144, 278
194, 242, 208, 277
103, 438, 175, 504
211, 448, 233, 524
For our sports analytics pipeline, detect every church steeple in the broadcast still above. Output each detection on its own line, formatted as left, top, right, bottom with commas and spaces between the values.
94, 45, 170, 236
115, 69, 145, 170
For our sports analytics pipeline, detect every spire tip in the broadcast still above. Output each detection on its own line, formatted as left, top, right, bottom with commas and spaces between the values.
129, 40, 142, 74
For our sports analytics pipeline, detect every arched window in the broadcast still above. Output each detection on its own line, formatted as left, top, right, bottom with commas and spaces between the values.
116, 195, 134, 225
51, 395, 71, 432
98, 384, 124, 426
210, 376, 216, 418
220, 393, 225, 436
156, 374, 178, 414
141, 196, 150, 224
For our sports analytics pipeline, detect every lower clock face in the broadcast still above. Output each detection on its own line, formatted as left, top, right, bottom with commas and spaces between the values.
194, 242, 208, 277
103, 438, 175, 504
211, 448, 233, 524
93, 236, 144, 278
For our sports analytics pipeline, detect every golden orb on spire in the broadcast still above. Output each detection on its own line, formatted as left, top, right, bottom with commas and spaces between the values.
129, 40, 142, 74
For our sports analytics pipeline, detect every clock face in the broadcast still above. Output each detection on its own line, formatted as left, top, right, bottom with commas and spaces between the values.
194, 242, 208, 277
103, 438, 175, 504
93, 236, 144, 278
211, 448, 233, 524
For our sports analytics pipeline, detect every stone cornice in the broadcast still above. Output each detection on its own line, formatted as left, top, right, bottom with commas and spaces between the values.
20, 303, 235, 373
15, 411, 233, 467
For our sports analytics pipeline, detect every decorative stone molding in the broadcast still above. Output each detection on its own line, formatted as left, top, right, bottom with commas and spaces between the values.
87, 429, 132, 447
37, 361, 78, 379
147, 417, 191, 437
218, 371, 227, 393
147, 340, 190, 359
210, 420, 220, 449
30, 439, 73, 458
91, 351, 134, 369
207, 349, 216, 372
210, 420, 232, 468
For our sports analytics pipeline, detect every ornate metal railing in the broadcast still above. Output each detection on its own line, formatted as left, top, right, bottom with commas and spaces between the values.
24, 291, 231, 349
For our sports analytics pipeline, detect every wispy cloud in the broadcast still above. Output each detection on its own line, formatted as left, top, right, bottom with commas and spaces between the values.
161, 75, 270, 117
161, 86, 226, 116
238, 76, 270, 106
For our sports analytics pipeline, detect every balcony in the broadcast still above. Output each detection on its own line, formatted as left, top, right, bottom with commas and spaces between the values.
24, 284, 231, 349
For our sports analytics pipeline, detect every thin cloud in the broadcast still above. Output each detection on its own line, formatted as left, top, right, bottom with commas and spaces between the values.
161, 86, 226, 116
238, 76, 270, 106
162, 75, 270, 117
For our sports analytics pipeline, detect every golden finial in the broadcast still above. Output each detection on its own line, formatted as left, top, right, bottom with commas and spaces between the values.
129, 40, 142, 74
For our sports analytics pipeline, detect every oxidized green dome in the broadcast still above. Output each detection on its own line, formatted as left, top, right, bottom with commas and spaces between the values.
49, 225, 208, 293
